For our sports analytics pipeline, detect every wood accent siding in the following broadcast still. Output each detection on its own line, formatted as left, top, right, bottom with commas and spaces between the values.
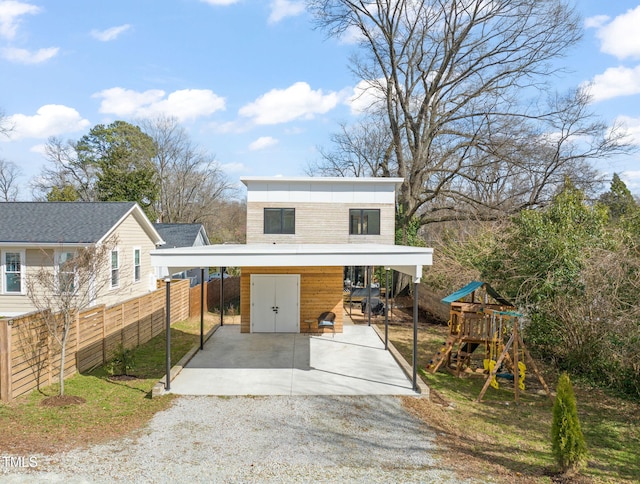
246, 202, 395, 244
240, 266, 343, 334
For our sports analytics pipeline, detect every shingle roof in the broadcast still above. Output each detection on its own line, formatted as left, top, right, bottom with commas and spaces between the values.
0, 201, 138, 244
153, 223, 208, 248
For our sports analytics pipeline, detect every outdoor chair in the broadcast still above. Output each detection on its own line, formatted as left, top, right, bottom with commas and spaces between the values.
317, 311, 336, 336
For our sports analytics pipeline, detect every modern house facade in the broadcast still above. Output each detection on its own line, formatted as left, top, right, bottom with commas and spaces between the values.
150, 177, 433, 335
0, 202, 165, 317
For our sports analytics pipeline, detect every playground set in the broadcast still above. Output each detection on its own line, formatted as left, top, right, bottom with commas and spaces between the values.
426, 281, 552, 403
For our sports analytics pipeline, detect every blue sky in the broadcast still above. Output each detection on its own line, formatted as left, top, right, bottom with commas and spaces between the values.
1, 0, 640, 199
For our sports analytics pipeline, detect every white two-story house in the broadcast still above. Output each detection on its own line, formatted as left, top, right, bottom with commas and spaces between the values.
150, 177, 433, 334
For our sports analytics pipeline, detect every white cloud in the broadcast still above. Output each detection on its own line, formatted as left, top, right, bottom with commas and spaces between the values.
249, 136, 278, 151
199, 0, 240, 5
221, 162, 247, 173
583, 65, 640, 102
616, 115, 640, 145
6, 104, 90, 140
91, 24, 131, 42
0, 1, 40, 40
347, 79, 385, 114
239, 82, 340, 125
1, 46, 58, 63
591, 6, 640, 60
268, 0, 305, 24
584, 15, 609, 30
93, 87, 226, 122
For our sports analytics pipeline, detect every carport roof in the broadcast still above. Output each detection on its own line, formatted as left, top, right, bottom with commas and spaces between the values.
150, 243, 433, 282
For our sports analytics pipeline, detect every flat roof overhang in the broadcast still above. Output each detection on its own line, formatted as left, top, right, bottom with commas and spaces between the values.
151, 243, 433, 282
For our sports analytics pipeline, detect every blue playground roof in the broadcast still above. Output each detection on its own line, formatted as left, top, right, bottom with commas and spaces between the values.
441, 281, 513, 306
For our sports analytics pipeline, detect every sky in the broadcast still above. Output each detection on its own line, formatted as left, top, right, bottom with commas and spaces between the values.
1, 0, 640, 200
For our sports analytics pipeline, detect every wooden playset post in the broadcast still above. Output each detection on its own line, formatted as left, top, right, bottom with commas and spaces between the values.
513, 319, 519, 404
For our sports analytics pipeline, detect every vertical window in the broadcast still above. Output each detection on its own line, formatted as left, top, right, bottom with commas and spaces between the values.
133, 248, 141, 283
57, 251, 76, 294
3, 251, 24, 294
264, 208, 295, 234
349, 209, 381, 235
111, 249, 119, 288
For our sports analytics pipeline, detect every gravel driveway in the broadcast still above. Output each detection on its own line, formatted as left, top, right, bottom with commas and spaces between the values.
0, 395, 461, 483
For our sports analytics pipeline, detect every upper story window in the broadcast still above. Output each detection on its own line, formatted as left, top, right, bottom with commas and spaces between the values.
2, 250, 25, 294
349, 209, 381, 235
264, 208, 295, 234
111, 249, 120, 288
133, 248, 141, 283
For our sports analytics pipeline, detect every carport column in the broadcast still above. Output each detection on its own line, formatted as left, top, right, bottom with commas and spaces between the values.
165, 278, 171, 391
200, 268, 205, 350
413, 281, 419, 392
367, 266, 372, 327
220, 266, 225, 326
384, 268, 389, 350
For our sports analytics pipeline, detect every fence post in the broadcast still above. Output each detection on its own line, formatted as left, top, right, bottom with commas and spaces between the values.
101, 305, 106, 365
0, 319, 12, 402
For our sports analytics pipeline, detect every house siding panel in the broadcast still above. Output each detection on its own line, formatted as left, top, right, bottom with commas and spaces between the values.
246, 202, 395, 245
89, 213, 157, 308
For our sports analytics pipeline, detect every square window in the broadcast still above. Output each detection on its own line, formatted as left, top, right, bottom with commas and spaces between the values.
349, 209, 380, 235
264, 208, 295, 234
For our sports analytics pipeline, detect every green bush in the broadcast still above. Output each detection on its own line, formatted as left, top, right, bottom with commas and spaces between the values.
551, 373, 588, 474
105, 343, 136, 376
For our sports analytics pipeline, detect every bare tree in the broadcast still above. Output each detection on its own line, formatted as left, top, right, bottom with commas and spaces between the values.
31, 136, 98, 201
25, 238, 117, 396
0, 159, 21, 201
0, 108, 13, 138
139, 115, 235, 228
308, 0, 630, 237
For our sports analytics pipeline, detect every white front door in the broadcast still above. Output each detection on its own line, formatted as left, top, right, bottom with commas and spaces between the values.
250, 275, 300, 333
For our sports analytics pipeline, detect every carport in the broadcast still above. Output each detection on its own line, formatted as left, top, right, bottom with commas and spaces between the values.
150, 243, 433, 393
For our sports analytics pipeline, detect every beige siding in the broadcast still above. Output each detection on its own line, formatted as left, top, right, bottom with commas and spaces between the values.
96, 214, 157, 308
0, 213, 158, 317
246, 202, 395, 244
240, 266, 343, 334
0, 249, 54, 316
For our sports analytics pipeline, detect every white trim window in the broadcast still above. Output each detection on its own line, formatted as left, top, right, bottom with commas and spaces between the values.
110, 249, 120, 289
55, 250, 77, 295
2, 250, 25, 294
133, 247, 141, 283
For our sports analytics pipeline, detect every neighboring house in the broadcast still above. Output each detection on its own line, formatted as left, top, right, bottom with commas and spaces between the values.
0, 202, 165, 317
151, 177, 433, 334
153, 223, 210, 286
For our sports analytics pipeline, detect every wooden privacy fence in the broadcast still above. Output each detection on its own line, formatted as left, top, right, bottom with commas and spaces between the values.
189, 277, 240, 318
0, 279, 190, 402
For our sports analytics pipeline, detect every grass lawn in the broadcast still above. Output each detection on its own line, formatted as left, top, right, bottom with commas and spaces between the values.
377, 320, 640, 484
0, 313, 221, 455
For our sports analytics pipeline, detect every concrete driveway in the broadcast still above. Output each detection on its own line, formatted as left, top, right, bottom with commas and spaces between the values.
168, 324, 418, 396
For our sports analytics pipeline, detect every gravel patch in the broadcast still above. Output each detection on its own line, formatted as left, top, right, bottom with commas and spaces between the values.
1, 395, 465, 483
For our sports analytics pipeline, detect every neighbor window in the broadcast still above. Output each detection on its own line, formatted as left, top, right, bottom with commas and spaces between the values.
349, 209, 380, 235
56, 251, 77, 294
111, 249, 119, 288
133, 248, 141, 283
264, 208, 295, 234
3, 250, 24, 294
